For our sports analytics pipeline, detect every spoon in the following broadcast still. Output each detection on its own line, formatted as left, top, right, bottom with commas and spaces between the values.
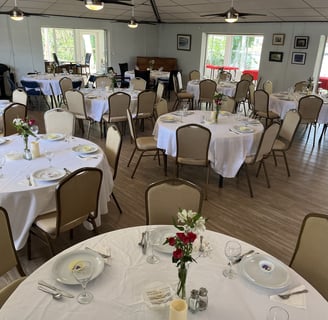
38, 285, 63, 300
232, 249, 255, 264
278, 289, 309, 300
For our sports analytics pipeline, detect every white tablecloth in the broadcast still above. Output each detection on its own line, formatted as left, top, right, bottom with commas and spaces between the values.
269, 93, 328, 124
21, 74, 83, 96
0, 135, 113, 250
153, 111, 263, 178
125, 70, 170, 81
1, 226, 327, 319
80, 88, 139, 122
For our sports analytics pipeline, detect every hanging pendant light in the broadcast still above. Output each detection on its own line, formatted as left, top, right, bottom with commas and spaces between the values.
225, 9, 238, 23
85, 0, 104, 11
10, 0, 24, 21
128, 0, 138, 28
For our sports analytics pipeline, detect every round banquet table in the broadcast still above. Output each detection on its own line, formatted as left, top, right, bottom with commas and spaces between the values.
124, 70, 170, 81
153, 110, 263, 178
21, 74, 83, 96
269, 92, 328, 124
80, 87, 139, 122
0, 135, 113, 250
0, 226, 327, 319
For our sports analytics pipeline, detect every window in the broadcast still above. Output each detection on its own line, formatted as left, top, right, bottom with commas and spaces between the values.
41, 28, 106, 74
204, 34, 264, 78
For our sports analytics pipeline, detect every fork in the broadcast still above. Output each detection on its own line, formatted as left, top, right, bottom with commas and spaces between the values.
278, 289, 308, 299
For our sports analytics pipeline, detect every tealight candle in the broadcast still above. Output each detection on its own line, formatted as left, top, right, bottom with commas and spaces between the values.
169, 299, 187, 320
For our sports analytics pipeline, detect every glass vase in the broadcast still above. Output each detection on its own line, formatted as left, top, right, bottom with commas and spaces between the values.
23, 136, 32, 160
177, 262, 188, 299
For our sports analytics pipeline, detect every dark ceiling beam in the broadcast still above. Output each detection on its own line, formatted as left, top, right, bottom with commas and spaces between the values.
149, 0, 161, 23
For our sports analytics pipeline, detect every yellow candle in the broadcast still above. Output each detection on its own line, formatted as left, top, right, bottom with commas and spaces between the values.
31, 141, 40, 159
169, 299, 187, 320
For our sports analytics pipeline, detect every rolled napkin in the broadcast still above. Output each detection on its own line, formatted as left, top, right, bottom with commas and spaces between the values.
270, 285, 307, 309
169, 299, 187, 320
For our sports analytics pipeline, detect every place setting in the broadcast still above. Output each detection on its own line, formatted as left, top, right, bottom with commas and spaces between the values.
72, 143, 100, 160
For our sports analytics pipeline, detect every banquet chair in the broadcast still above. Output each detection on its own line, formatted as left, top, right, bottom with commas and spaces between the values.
44, 108, 75, 136
172, 74, 194, 111
233, 79, 250, 115
12, 88, 27, 105
241, 73, 254, 83
298, 95, 323, 146
77, 53, 91, 76
218, 71, 232, 82
3, 103, 27, 136
272, 110, 301, 177
65, 90, 95, 139
189, 70, 200, 81
253, 89, 279, 127
118, 62, 130, 88
263, 80, 273, 95
176, 124, 211, 199
126, 108, 167, 179
220, 96, 236, 113
154, 98, 168, 119
28, 167, 103, 257
294, 81, 307, 92
145, 178, 204, 225
134, 69, 152, 89
102, 91, 130, 136
134, 89, 156, 131
104, 125, 123, 213
59, 77, 73, 106
247, 83, 255, 116
155, 82, 165, 104
158, 69, 178, 101
20, 80, 49, 110
198, 79, 217, 110
0, 207, 26, 308
95, 76, 111, 88
239, 122, 280, 197
289, 213, 328, 300
130, 77, 147, 91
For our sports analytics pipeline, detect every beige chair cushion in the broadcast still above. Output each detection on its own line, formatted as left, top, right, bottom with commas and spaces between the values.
136, 137, 158, 150
34, 211, 57, 237
178, 92, 193, 99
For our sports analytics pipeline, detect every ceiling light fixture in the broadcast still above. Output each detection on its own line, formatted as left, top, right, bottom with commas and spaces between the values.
85, 0, 104, 11
128, 0, 138, 29
225, 10, 238, 23
10, 0, 24, 21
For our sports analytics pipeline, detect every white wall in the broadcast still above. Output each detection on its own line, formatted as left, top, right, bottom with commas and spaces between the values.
1, 14, 328, 92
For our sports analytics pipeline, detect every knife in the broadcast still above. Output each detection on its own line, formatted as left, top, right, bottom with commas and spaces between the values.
139, 231, 148, 254
232, 250, 255, 264
38, 280, 74, 298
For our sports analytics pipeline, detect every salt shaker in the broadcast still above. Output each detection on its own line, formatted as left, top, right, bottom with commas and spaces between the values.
198, 287, 208, 311
188, 289, 199, 313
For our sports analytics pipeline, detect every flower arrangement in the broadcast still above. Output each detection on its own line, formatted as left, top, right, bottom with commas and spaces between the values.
165, 209, 206, 299
148, 59, 155, 70
214, 92, 224, 109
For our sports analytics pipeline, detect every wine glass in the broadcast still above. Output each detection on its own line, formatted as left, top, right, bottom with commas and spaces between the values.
222, 240, 241, 279
267, 306, 289, 320
72, 260, 94, 304
146, 230, 160, 264
44, 150, 54, 167
0, 155, 6, 178
182, 103, 189, 116
30, 125, 39, 139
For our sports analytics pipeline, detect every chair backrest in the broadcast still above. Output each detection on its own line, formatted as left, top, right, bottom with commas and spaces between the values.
221, 96, 236, 113
59, 77, 73, 97
254, 89, 269, 114
3, 103, 27, 136
145, 178, 204, 225
298, 95, 323, 123
176, 124, 211, 166
65, 90, 87, 118
252, 122, 280, 163
294, 81, 307, 92
105, 124, 122, 181
108, 91, 131, 120
72, 80, 82, 90
53, 53, 60, 66
176, 72, 183, 91
241, 73, 253, 82
276, 110, 301, 149
234, 79, 250, 103
126, 108, 137, 142
136, 90, 156, 116
155, 98, 168, 118
20, 80, 41, 92
263, 80, 273, 95
56, 167, 103, 234
248, 83, 255, 108
95, 76, 111, 88
0, 207, 25, 277
199, 79, 217, 103
172, 74, 179, 95
218, 71, 232, 82
119, 63, 129, 76
289, 213, 328, 300
44, 108, 75, 136
189, 70, 200, 81
156, 82, 165, 103
134, 69, 150, 88
12, 88, 27, 105
85, 53, 92, 65
131, 77, 147, 91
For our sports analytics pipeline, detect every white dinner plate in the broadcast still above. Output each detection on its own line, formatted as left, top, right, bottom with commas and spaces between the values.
233, 125, 255, 133
160, 115, 177, 123
32, 168, 66, 182
239, 253, 290, 290
72, 144, 98, 154
41, 133, 65, 141
52, 250, 105, 285
0, 137, 7, 145
151, 226, 176, 254
86, 94, 97, 99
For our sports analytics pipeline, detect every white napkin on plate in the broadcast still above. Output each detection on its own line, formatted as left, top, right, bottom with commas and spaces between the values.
87, 241, 111, 265
270, 285, 307, 309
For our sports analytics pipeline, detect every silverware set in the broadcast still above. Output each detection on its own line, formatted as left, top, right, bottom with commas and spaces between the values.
38, 280, 74, 299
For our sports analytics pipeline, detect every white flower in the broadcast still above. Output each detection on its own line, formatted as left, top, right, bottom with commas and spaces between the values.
13, 118, 24, 126
177, 209, 188, 223
194, 216, 206, 234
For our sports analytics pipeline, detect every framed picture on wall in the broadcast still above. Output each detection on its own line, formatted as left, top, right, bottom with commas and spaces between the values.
272, 34, 285, 45
269, 51, 284, 62
294, 36, 309, 49
291, 52, 306, 65
177, 34, 192, 51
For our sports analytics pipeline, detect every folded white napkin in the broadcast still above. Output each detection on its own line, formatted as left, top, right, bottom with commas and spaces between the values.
87, 242, 111, 265
270, 285, 307, 309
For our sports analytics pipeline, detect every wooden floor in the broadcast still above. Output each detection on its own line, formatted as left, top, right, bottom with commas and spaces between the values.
2, 98, 328, 287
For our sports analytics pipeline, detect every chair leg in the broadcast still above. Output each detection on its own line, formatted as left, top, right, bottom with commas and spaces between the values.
262, 160, 271, 188
163, 152, 167, 176
282, 151, 291, 177
205, 165, 210, 200
244, 164, 254, 198
111, 192, 122, 214
319, 124, 327, 143
306, 124, 312, 143
127, 147, 137, 167
86, 120, 91, 139
272, 150, 278, 166
131, 151, 144, 178
313, 124, 317, 147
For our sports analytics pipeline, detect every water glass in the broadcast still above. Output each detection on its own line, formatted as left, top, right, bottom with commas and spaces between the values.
267, 306, 289, 320
146, 230, 160, 264
222, 240, 241, 279
72, 260, 94, 304
44, 150, 54, 167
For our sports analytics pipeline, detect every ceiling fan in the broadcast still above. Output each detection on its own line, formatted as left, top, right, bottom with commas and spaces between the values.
0, 0, 48, 21
80, 0, 133, 11
201, 0, 266, 23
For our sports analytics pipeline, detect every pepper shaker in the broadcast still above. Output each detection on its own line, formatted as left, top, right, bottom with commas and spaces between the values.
188, 289, 199, 313
198, 287, 208, 311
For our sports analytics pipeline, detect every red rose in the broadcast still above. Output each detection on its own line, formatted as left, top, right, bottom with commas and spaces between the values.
28, 119, 35, 126
173, 248, 183, 260
176, 232, 189, 244
168, 237, 176, 246
187, 232, 197, 243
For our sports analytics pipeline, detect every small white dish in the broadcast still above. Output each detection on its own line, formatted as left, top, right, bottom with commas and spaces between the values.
32, 168, 66, 182
233, 125, 255, 133
72, 144, 98, 154
160, 115, 176, 123
41, 133, 65, 141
